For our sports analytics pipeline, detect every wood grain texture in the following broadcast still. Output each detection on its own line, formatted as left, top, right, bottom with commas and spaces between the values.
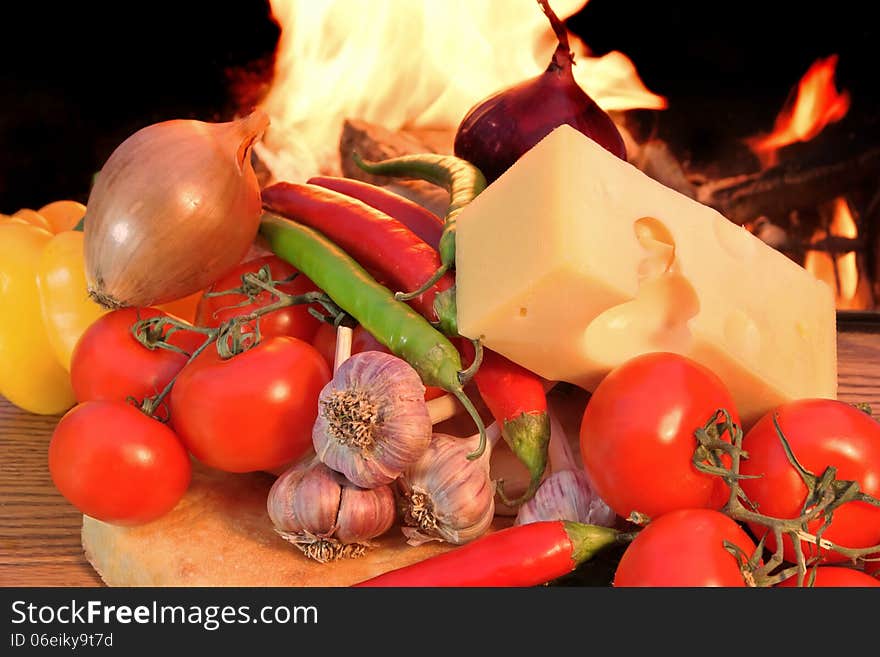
1, 328, 877, 587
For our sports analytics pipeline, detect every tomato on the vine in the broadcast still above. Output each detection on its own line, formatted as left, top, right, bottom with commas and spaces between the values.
776, 566, 880, 587
613, 509, 757, 587
579, 352, 739, 520
739, 398, 880, 564
70, 307, 204, 413
194, 255, 322, 343
170, 336, 331, 473
48, 400, 191, 525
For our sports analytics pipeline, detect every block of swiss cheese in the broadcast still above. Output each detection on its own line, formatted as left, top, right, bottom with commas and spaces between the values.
455, 124, 837, 427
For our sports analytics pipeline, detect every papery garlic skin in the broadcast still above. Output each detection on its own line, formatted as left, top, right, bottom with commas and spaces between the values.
514, 469, 616, 528
313, 352, 432, 488
267, 460, 396, 562
84, 110, 268, 308
398, 431, 498, 546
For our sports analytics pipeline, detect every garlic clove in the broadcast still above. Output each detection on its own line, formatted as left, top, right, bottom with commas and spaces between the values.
334, 484, 396, 545
313, 351, 432, 488
290, 462, 344, 537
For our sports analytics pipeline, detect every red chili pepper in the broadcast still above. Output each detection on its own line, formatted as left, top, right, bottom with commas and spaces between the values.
262, 182, 455, 327
307, 176, 443, 250
353, 521, 630, 587
460, 339, 551, 505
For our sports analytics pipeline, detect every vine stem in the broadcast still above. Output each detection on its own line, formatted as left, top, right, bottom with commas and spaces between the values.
692, 409, 880, 586
132, 269, 345, 422
139, 332, 217, 420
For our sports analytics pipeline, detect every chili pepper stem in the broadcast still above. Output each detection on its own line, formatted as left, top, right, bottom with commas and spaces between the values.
454, 389, 488, 460
495, 412, 551, 507
563, 522, 636, 567
394, 265, 448, 302
457, 339, 483, 385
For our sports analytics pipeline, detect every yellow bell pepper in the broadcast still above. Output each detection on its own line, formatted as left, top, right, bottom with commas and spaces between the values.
0, 201, 108, 414
0, 223, 78, 414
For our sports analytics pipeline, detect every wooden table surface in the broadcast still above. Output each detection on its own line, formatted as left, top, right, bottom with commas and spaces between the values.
1, 324, 878, 587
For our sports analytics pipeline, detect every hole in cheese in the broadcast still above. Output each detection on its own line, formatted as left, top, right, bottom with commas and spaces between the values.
582, 217, 699, 370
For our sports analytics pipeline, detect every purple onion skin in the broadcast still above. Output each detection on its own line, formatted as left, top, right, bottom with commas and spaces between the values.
454, 61, 627, 184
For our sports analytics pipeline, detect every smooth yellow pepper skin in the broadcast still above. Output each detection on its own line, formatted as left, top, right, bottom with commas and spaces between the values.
0, 223, 77, 414
37, 230, 108, 371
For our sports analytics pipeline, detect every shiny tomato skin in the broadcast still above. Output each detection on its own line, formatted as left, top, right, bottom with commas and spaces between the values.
70, 308, 204, 411
614, 509, 756, 587
195, 255, 321, 343
776, 566, 880, 587
579, 352, 739, 520
48, 400, 191, 525
170, 336, 331, 473
311, 323, 444, 400
739, 398, 880, 564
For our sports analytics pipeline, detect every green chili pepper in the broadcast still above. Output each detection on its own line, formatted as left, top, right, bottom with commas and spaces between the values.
259, 212, 488, 458
352, 152, 486, 301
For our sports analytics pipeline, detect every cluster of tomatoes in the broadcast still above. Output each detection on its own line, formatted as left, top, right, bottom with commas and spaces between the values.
47, 254, 397, 526
578, 352, 880, 586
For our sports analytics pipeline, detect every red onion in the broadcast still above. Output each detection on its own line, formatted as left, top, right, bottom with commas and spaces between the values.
453, 0, 626, 183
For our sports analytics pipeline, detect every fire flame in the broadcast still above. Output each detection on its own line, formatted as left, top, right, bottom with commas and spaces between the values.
803, 198, 870, 310
256, 0, 667, 181
746, 55, 851, 167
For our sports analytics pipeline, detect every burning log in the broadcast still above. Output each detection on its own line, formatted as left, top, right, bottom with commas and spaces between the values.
695, 143, 880, 224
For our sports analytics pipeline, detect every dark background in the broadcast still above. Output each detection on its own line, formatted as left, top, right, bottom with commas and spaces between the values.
1, 0, 877, 212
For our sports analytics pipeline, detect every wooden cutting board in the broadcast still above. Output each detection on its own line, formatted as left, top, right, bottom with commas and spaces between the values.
1, 325, 878, 586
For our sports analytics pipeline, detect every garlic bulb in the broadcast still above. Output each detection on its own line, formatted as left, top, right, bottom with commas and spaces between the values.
515, 408, 616, 527
514, 469, 617, 527
313, 351, 432, 488
397, 424, 502, 546
84, 110, 268, 308
267, 459, 396, 562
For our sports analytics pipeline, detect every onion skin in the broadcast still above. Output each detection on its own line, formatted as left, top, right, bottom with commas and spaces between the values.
84, 110, 268, 308
453, 0, 626, 183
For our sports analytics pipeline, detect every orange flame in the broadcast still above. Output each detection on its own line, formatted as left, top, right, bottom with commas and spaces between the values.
746, 55, 850, 167
803, 198, 871, 310
256, 0, 666, 182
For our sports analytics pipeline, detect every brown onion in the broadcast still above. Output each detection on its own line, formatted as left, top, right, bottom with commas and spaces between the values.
84, 110, 268, 308
453, 0, 625, 183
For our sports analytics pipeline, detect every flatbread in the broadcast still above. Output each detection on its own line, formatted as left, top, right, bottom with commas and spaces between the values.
83, 464, 517, 586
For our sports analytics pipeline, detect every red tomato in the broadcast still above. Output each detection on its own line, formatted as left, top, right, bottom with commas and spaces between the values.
70, 308, 204, 414
194, 255, 321, 343
311, 323, 444, 401
170, 336, 331, 473
614, 509, 757, 587
776, 566, 880, 587
739, 399, 880, 564
579, 352, 739, 520
48, 400, 191, 525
